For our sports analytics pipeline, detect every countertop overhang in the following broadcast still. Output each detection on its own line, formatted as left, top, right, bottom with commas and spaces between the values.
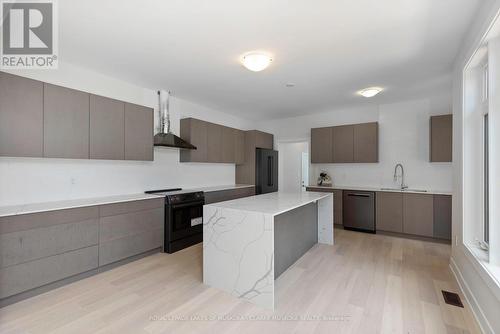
204, 191, 332, 216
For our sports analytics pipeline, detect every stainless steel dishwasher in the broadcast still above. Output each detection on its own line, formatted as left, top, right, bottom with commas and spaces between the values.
343, 190, 375, 233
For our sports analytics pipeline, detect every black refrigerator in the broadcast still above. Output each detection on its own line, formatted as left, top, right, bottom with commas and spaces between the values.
255, 148, 278, 194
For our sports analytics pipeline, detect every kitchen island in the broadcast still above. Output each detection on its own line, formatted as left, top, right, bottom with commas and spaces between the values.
203, 191, 333, 309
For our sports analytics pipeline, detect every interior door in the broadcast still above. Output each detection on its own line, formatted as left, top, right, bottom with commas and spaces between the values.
301, 152, 309, 191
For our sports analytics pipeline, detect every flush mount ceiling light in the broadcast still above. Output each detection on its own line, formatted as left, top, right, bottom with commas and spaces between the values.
241, 52, 273, 72
358, 87, 383, 98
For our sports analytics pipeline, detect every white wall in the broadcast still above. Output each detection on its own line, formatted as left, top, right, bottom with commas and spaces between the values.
451, 1, 500, 333
258, 92, 453, 191
0, 62, 255, 206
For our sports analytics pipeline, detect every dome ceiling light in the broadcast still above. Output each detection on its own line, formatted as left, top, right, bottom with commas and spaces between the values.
358, 87, 383, 98
241, 52, 273, 72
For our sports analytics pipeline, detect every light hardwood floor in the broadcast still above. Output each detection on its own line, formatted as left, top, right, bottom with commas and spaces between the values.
0, 229, 481, 334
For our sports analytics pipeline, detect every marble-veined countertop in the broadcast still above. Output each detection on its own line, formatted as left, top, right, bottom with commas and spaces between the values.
204, 191, 332, 216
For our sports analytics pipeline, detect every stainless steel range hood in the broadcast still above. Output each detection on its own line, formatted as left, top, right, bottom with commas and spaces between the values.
154, 90, 196, 150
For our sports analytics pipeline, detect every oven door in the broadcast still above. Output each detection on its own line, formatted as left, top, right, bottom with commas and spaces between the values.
169, 200, 204, 241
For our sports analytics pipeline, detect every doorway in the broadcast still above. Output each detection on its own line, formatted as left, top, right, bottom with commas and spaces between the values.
277, 140, 309, 192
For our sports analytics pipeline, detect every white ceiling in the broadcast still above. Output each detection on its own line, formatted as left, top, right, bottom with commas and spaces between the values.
60, 0, 481, 120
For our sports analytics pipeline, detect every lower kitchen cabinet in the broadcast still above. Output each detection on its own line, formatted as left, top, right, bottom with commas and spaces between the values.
98, 199, 164, 266
403, 193, 434, 237
0, 198, 163, 304
376, 192, 403, 233
375, 192, 451, 240
433, 195, 452, 240
0, 206, 99, 299
333, 189, 343, 226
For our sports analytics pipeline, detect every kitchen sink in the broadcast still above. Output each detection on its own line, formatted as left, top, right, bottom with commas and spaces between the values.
380, 187, 428, 193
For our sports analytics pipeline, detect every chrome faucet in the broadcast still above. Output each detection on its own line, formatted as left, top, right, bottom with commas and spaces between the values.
393, 163, 408, 190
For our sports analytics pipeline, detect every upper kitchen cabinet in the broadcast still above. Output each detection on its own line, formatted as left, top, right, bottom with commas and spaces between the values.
124, 103, 154, 161
332, 125, 354, 163
90, 95, 125, 160
180, 118, 260, 164
207, 122, 223, 163
0, 72, 44, 158
311, 127, 332, 163
254, 130, 273, 149
235, 129, 245, 165
235, 130, 274, 185
310, 122, 378, 163
43, 83, 90, 159
0, 72, 153, 161
180, 118, 208, 162
353, 122, 378, 163
430, 114, 453, 162
222, 127, 236, 163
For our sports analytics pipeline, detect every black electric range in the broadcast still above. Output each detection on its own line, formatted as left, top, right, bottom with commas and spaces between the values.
145, 188, 204, 253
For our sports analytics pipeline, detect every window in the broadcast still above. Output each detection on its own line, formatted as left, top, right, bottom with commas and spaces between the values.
484, 113, 489, 245
482, 64, 489, 103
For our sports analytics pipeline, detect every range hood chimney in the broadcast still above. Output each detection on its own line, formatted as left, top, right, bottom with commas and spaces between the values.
154, 90, 196, 150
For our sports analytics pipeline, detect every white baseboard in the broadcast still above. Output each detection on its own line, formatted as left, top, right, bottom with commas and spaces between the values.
449, 257, 493, 334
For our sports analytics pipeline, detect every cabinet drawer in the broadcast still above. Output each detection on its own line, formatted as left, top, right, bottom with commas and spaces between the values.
99, 198, 164, 217
0, 219, 98, 268
99, 207, 163, 243
0, 206, 99, 235
99, 230, 162, 266
0, 246, 98, 299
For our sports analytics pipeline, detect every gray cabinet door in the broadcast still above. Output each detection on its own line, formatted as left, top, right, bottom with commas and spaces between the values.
235, 129, 245, 165
221, 126, 236, 163
433, 195, 452, 240
430, 114, 452, 162
124, 103, 153, 161
180, 118, 208, 162
332, 125, 354, 163
0, 72, 44, 157
354, 122, 378, 163
90, 95, 125, 160
43, 84, 90, 159
311, 127, 333, 163
255, 131, 273, 149
333, 189, 343, 226
376, 192, 403, 233
207, 122, 223, 163
403, 193, 434, 237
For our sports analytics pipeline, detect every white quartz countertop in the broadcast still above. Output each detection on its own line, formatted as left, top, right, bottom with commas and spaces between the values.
205, 191, 332, 216
163, 184, 254, 195
0, 184, 255, 218
0, 193, 165, 218
307, 185, 452, 196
